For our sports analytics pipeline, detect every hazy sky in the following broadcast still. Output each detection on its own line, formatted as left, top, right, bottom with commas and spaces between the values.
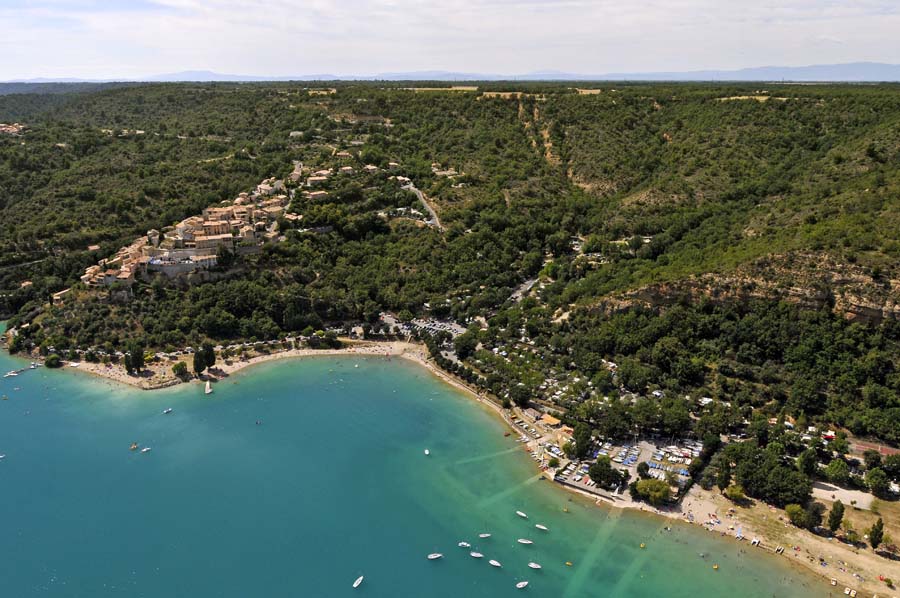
3, 0, 900, 79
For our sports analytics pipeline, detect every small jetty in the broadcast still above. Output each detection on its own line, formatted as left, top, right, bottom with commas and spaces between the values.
3, 363, 42, 379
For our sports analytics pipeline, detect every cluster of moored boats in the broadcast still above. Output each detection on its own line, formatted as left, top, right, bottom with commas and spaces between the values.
352, 509, 550, 591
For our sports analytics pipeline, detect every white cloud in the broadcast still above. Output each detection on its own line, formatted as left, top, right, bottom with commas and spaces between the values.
2, 0, 899, 78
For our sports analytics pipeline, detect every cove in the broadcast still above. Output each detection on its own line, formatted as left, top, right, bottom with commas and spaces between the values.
0, 350, 829, 597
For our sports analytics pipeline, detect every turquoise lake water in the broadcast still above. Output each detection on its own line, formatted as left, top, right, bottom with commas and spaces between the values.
0, 346, 833, 597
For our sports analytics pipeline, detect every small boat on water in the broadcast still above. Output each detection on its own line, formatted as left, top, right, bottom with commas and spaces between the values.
4, 371, 18, 378
517, 539, 533, 545
516, 581, 529, 589
205, 381, 213, 395
469, 551, 483, 558
516, 511, 528, 519
528, 562, 542, 570
0, 454, 6, 460
458, 541, 471, 548
352, 575, 364, 588
489, 559, 502, 568
535, 524, 548, 531
163, 408, 173, 415
427, 553, 443, 560
478, 533, 491, 538
141, 447, 152, 453
129, 443, 139, 451
424, 449, 430, 456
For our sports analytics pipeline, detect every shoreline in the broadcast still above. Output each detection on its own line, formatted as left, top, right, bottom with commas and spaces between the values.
56, 339, 421, 391
8, 340, 888, 595
400, 356, 884, 597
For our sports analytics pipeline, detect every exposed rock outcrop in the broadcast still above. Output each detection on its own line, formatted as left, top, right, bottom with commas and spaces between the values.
602, 252, 900, 323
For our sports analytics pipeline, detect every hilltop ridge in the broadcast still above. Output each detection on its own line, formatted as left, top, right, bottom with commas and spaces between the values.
2, 81, 899, 448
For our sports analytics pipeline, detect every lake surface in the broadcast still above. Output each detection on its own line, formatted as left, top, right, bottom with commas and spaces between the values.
0, 348, 830, 597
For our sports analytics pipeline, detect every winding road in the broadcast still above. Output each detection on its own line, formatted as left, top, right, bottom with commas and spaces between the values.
402, 182, 443, 231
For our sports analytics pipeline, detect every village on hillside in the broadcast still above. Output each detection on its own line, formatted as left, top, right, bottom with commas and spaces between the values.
61, 148, 421, 304
78, 181, 291, 291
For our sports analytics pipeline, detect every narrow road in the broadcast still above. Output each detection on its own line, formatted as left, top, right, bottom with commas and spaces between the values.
403, 183, 443, 231
0, 257, 49, 272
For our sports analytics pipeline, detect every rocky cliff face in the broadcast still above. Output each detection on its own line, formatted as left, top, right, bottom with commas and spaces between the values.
606, 252, 900, 323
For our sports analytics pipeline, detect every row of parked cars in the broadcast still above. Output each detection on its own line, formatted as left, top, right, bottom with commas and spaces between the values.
512, 418, 543, 440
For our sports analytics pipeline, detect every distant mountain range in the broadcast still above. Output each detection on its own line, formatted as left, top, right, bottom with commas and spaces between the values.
6, 62, 900, 83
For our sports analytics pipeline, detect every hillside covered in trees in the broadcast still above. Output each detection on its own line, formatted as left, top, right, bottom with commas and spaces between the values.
2, 81, 900, 446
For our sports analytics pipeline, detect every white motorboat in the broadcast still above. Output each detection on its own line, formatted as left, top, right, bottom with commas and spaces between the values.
469, 551, 483, 558
516, 581, 529, 589
141, 447, 152, 453
489, 559, 502, 568
478, 533, 491, 538
205, 381, 213, 395
163, 408, 173, 415
0, 454, 6, 460
516, 511, 528, 519
528, 562, 542, 569
427, 553, 443, 560
535, 524, 548, 531
424, 449, 430, 456
352, 575, 364, 588
4, 371, 18, 378
458, 541, 471, 548
517, 539, 533, 545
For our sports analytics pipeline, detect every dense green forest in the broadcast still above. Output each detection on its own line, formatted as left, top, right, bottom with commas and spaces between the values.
2, 81, 900, 448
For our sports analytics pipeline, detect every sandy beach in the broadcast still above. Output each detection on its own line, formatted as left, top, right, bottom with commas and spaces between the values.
52, 340, 899, 596
64, 339, 422, 391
